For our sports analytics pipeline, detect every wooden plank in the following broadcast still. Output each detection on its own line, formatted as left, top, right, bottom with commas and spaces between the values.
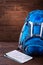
0, 0, 43, 41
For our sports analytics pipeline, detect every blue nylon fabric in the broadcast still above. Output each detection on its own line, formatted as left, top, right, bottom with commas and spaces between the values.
26, 10, 43, 23
33, 25, 40, 35
19, 10, 43, 56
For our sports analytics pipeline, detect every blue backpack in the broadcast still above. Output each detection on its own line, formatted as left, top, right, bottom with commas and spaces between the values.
18, 10, 43, 56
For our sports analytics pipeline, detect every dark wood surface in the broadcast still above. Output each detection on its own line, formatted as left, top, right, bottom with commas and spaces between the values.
0, 0, 43, 42
0, 42, 43, 65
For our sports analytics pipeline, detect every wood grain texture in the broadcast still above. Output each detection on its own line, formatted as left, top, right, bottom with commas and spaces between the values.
0, 0, 43, 42
0, 42, 43, 65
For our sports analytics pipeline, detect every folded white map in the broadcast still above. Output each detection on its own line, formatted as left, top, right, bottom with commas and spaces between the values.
4, 50, 33, 63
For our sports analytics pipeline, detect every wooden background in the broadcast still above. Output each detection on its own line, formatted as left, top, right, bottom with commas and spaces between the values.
0, 0, 43, 42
